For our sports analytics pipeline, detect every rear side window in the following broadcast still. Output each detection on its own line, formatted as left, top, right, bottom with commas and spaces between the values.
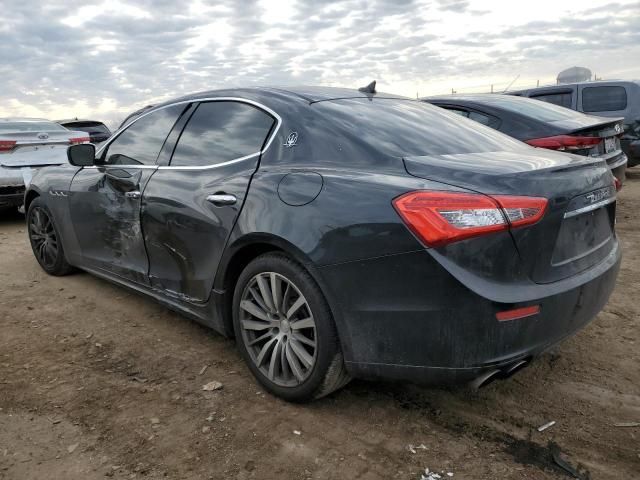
582, 86, 627, 112
316, 99, 524, 157
103, 105, 184, 166
445, 108, 469, 118
443, 107, 500, 129
171, 101, 275, 167
531, 92, 573, 108
468, 111, 501, 129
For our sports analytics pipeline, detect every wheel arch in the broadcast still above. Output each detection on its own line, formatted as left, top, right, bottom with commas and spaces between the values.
215, 233, 353, 361
24, 188, 41, 212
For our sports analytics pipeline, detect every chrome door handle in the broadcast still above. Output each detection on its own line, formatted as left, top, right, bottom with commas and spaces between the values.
206, 194, 237, 206
125, 191, 141, 199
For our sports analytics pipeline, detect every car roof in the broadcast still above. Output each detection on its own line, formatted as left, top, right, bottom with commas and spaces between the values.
153, 85, 407, 109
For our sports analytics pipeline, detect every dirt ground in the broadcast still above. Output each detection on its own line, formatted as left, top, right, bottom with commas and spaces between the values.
1, 174, 639, 480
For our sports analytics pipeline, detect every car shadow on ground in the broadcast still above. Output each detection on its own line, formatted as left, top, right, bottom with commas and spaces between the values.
0, 208, 24, 225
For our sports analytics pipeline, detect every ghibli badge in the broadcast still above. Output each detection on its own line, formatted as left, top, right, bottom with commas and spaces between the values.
585, 187, 612, 204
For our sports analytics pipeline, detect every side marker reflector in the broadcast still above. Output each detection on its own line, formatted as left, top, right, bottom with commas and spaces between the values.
496, 305, 540, 322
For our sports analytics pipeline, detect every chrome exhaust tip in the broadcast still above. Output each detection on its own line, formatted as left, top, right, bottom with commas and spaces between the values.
469, 369, 501, 389
470, 358, 530, 389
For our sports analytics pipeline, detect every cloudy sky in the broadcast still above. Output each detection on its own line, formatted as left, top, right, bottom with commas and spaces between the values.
1, 0, 639, 128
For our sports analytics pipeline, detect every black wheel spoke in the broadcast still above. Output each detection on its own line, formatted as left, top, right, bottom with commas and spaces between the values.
29, 207, 58, 268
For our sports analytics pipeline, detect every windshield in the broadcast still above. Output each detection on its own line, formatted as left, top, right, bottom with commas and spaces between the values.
314, 98, 526, 157
0, 121, 67, 132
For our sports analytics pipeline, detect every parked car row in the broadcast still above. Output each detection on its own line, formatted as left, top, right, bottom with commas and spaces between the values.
22, 84, 622, 401
0, 117, 110, 211
508, 79, 640, 167
423, 94, 627, 184
3, 82, 637, 214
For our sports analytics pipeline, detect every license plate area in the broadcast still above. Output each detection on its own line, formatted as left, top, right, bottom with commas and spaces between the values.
551, 205, 614, 267
604, 136, 618, 153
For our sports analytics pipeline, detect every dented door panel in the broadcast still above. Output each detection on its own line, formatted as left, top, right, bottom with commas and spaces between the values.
142, 161, 256, 302
68, 166, 156, 285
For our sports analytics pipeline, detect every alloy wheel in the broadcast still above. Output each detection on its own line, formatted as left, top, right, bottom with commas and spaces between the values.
239, 272, 317, 387
29, 207, 59, 269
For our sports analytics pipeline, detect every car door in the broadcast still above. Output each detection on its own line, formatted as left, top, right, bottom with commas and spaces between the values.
141, 99, 278, 302
68, 104, 187, 284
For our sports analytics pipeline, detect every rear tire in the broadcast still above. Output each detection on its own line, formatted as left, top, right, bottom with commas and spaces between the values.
232, 252, 350, 402
27, 198, 74, 276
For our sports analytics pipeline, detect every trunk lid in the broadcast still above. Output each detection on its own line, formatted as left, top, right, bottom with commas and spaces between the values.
404, 148, 617, 284
544, 117, 625, 158
0, 145, 69, 167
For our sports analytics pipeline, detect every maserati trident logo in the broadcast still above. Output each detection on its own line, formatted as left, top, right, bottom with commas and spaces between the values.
614, 124, 622, 134
37, 132, 49, 140
283, 132, 298, 148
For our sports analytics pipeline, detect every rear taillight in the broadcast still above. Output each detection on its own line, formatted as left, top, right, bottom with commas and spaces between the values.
0, 140, 17, 152
393, 191, 547, 247
69, 137, 90, 145
526, 135, 602, 151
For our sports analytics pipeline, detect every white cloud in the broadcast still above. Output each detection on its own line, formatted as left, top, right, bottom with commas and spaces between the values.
0, 0, 639, 127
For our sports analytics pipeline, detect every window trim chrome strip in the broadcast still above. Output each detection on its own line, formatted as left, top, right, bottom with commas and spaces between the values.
95, 97, 282, 170
83, 165, 158, 170
563, 196, 616, 218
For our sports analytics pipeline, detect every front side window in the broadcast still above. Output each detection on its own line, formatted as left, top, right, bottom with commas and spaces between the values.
170, 101, 275, 167
103, 105, 184, 165
582, 86, 627, 112
531, 92, 573, 109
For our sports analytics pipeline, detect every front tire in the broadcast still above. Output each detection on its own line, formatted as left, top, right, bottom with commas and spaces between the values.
27, 198, 74, 276
233, 253, 350, 402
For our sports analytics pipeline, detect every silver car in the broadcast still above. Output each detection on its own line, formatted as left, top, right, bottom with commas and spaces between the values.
0, 118, 90, 211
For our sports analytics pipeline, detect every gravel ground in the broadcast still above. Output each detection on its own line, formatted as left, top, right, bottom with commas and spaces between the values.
1, 171, 639, 480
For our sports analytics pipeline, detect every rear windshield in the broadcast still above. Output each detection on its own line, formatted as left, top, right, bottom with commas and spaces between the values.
471, 95, 579, 122
0, 121, 67, 132
64, 122, 110, 133
314, 98, 525, 156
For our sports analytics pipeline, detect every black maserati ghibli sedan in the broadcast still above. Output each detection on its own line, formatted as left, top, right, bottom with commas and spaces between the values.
24, 86, 621, 401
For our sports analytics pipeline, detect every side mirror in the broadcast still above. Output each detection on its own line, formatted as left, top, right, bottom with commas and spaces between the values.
67, 143, 96, 167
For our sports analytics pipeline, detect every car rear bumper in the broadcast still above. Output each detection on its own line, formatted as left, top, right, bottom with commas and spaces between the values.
606, 153, 627, 183
0, 190, 25, 208
627, 140, 640, 167
0, 168, 26, 208
319, 241, 621, 385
